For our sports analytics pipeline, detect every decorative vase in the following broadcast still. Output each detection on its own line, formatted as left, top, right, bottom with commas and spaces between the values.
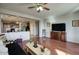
40, 46, 45, 52
33, 39, 38, 48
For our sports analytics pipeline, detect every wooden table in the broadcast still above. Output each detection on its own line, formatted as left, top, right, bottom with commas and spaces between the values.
25, 42, 51, 55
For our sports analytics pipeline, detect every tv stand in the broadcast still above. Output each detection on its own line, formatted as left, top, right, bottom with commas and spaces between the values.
50, 31, 66, 42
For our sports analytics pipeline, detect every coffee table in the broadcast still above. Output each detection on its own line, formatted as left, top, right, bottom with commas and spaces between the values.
25, 42, 51, 55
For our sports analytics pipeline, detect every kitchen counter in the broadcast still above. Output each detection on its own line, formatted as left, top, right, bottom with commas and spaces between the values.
4, 31, 30, 41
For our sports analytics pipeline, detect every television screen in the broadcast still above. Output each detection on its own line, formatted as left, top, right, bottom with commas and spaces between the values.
52, 23, 66, 31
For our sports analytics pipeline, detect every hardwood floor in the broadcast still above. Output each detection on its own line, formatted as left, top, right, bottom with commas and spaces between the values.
22, 37, 79, 55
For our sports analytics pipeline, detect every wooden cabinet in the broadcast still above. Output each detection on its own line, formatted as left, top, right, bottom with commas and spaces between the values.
60, 32, 66, 42
51, 32, 59, 40
51, 31, 66, 42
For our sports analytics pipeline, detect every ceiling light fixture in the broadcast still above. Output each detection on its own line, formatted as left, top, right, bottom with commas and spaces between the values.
16, 22, 19, 24
36, 6, 43, 12
28, 3, 50, 12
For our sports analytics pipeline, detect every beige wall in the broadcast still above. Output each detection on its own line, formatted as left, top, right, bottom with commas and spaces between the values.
0, 15, 1, 33
45, 13, 79, 43
30, 20, 37, 36
55, 13, 79, 43
0, 14, 4, 33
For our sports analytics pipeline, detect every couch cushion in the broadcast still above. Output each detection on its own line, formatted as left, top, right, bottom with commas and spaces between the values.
6, 42, 26, 55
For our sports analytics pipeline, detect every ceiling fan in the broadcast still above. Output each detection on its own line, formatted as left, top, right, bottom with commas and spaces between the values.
28, 3, 50, 12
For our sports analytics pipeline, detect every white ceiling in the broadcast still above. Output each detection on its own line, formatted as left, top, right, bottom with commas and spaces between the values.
0, 3, 79, 19
2, 14, 33, 23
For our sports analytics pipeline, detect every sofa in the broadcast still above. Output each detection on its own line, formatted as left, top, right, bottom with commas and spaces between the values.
0, 34, 8, 55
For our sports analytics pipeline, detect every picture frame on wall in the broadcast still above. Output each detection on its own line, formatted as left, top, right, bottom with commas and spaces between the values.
72, 20, 79, 27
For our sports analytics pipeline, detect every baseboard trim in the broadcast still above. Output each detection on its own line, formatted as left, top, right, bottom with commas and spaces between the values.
67, 41, 79, 45
34, 36, 79, 45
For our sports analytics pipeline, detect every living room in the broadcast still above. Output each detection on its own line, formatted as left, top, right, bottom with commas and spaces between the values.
0, 3, 79, 55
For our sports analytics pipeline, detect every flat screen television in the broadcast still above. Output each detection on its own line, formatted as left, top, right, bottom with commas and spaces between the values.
52, 23, 66, 31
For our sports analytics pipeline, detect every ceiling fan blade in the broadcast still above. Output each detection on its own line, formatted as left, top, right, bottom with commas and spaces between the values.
43, 3, 47, 5
28, 6, 35, 9
43, 7, 50, 10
